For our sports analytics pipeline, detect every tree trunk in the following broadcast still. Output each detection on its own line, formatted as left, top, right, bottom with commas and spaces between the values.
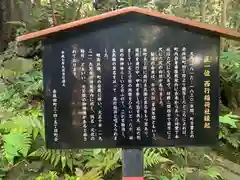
10, 0, 22, 22
200, 0, 206, 23
221, 0, 230, 51
234, 0, 240, 31
221, 0, 228, 27
0, 0, 12, 52
18, 0, 32, 26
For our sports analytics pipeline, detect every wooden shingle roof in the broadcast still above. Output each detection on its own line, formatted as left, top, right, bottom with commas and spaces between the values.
16, 6, 240, 42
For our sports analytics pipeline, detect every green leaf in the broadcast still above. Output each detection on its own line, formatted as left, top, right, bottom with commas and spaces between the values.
172, 176, 181, 180
144, 148, 172, 169
2, 131, 31, 163
219, 113, 238, 128
93, 149, 102, 156
54, 150, 61, 167
61, 155, 67, 170
159, 176, 169, 180
67, 158, 73, 171
206, 166, 222, 178
29, 147, 75, 172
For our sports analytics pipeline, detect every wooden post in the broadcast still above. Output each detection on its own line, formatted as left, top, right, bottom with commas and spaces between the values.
122, 148, 144, 180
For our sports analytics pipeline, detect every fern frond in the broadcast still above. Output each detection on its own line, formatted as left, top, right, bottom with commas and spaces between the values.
200, 165, 223, 179
0, 112, 44, 140
144, 148, 172, 169
15, 71, 43, 96
144, 170, 158, 180
29, 147, 76, 171
0, 68, 20, 79
158, 176, 169, 180
0, 89, 25, 109
36, 171, 58, 180
2, 131, 32, 164
75, 168, 103, 180
156, 148, 170, 156
225, 134, 240, 148
167, 148, 186, 156
85, 149, 121, 175
0, 106, 15, 121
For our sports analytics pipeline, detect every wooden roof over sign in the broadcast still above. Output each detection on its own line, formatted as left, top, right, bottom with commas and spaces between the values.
16, 6, 240, 42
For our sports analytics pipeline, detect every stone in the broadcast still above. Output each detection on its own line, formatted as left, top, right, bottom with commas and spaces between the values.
3, 57, 34, 73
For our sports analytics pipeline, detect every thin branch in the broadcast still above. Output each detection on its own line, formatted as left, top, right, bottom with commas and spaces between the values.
49, 0, 57, 26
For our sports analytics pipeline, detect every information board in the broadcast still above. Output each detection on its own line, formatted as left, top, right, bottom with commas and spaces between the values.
43, 14, 219, 149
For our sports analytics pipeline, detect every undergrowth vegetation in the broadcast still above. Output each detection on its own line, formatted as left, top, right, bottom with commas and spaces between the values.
0, 0, 240, 180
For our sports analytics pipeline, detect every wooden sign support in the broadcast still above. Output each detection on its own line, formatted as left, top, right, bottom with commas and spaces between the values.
122, 148, 144, 180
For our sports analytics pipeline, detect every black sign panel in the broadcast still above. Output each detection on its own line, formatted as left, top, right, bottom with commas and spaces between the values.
43, 13, 219, 149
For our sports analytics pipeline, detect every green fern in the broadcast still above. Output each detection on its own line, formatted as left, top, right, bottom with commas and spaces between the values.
2, 131, 32, 164
220, 49, 240, 84
158, 176, 169, 180
0, 107, 15, 122
167, 165, 185, 180
155, 148, 170, 156
72, 168, 103, 180
35, 171, 58, 180
29, 147, 76, 171
220, 113, 238, 128
200, 165, 223, 179
0, 69, 43, 110
224, 133, 240, 148
144, 170, 159, 180
64, 168, 103, 180
0, 89, 25, 109
14, 70, 43, 97
144, 148, 172, 169
0, 110, 44, 140
0, 68, 20, 79
85, 149, 121, 175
